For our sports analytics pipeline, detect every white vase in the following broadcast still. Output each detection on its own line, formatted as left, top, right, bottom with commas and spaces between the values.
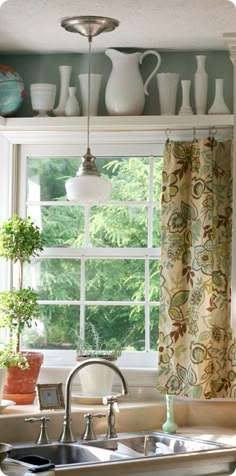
65, 87, 80, 116
178, 80, 193, 115
53, 65, 72, 116
194, 55, 208, 115
78, 74, 102, 116
156, 73, 179, 115
208, 78, 230, 114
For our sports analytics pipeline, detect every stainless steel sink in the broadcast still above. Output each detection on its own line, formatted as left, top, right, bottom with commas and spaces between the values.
7, 442, 128, 467
6, 432, 233, 470
84, 431, 229, 457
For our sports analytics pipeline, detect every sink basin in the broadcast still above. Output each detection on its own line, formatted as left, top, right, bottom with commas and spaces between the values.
7, 442, 127, 467
85, 431, 229, 457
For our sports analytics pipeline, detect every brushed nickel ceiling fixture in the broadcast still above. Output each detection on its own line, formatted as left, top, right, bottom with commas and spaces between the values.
61, 15, 119, 204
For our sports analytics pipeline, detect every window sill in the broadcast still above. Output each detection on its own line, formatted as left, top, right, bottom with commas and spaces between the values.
38, 365, 160, 402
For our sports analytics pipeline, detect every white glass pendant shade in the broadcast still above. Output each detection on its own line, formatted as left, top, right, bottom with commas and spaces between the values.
65, 175, 112, 204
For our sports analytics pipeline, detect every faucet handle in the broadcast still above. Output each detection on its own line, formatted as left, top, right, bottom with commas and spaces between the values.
81, 413, 106, 441
25, 416, 51, 445
103, 395, 119, 413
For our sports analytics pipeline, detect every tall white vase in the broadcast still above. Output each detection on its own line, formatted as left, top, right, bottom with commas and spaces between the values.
65, 87, 80, 116
178, 80, 193, 115
156, 73, 179, 115
208, 78, 230, 114
78, 74, 102, 116
194, 55, 208, 115
53, 65, 72, 116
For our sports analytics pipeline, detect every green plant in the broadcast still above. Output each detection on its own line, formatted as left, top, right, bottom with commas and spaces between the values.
0, 214, 45, 354
76, 322, 122, 359
0, 343, 28, 369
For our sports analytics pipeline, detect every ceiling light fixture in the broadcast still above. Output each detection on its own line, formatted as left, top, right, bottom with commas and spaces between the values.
61, 15, 119, 204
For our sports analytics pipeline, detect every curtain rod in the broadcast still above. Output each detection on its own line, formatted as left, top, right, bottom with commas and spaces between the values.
162, 126, 233, 133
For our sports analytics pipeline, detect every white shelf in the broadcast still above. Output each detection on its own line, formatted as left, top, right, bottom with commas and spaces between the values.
0, 115, 233, 146
0, 114, 234, 132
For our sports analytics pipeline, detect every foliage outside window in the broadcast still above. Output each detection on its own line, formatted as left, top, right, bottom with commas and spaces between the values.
21, 156, 162, 362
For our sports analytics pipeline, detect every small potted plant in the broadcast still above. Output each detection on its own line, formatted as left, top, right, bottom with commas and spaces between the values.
76, 322, 122, 397
0, 214, 45, 404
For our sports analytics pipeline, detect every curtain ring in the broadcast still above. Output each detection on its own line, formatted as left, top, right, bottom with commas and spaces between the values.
208, 126, 217, 149
165, 128, 171, 143
211, 126, 217, 137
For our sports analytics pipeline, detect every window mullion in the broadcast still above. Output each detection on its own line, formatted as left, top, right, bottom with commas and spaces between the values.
145, 257, 150, 351
80, 256, 86, 342
148, 156, 154, 248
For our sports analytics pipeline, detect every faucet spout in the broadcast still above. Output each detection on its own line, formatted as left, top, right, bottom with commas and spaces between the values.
59, 357, 129, 443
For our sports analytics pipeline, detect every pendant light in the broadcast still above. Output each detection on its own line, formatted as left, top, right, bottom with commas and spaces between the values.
61, 16, 119, 204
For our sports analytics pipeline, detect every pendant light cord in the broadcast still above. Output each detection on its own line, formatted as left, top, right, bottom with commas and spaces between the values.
87, 35, 92, 152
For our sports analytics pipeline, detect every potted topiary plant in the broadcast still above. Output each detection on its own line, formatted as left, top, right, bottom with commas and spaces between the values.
76, 322, 122, 397
0, 214, 45, 404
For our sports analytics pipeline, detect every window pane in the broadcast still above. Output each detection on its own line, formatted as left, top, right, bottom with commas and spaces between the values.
24, 260, 81, 300
107, 157, 149, 201
27, 206, 85, 247
149, 259, 160, 301
153, 206, 161, 247
150, 306, 159, 350
27, 157, 81, 201
85, 305, 145, 351
85, 259, 145, 301
90, 206, 148, 247
21, 305, 80, 350
27, 157, 150, 202
153, 157, 163, 201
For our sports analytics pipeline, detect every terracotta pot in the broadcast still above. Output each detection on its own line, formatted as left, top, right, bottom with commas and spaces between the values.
3, 351, 43, 404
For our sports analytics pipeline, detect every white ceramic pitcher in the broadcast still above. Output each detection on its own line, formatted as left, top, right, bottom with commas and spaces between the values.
105, 49, 161, 115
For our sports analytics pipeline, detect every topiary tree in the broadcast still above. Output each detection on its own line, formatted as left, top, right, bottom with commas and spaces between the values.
0, 214, 45, 354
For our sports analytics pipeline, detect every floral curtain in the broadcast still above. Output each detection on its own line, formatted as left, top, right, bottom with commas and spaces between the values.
156, 137, 236, 399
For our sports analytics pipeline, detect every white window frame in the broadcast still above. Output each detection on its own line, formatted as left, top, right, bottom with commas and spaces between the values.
16, 141, 164, 368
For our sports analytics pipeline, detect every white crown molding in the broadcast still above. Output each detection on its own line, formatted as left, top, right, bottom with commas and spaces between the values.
223, 33, 236, 61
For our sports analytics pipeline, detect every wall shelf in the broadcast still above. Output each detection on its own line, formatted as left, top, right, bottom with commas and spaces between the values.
0, 115, 233, 146
0, 114, 233, 132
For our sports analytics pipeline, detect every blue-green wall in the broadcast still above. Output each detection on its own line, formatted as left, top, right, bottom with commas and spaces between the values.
0, 50, 233, 117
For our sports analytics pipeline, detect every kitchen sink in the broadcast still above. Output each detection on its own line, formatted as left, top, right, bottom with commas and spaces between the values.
6, 432, 233, 470
7, 442, 128, 468
84, 431, 230, 457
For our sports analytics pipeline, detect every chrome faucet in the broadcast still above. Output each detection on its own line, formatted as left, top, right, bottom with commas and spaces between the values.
59, 357, 129, 443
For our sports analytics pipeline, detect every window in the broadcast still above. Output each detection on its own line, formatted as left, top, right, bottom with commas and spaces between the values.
16, 148, 162, 368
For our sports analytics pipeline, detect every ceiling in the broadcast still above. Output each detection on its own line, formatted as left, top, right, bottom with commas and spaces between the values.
0, 0, 236, 53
